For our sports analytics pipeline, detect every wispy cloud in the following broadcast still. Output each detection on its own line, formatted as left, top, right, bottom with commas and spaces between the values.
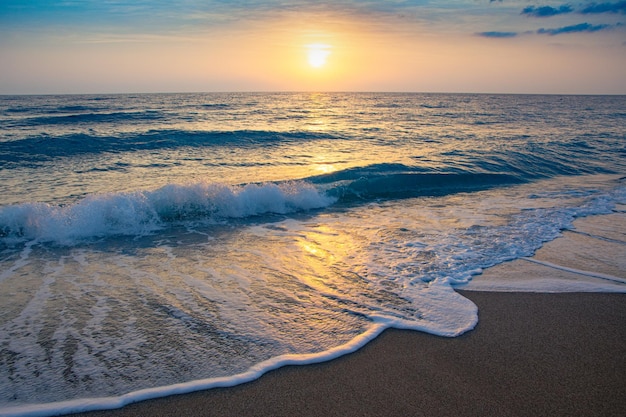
480, 1, 626, 40
476, 31, 518, 38
0, 1, 461, 37
521, 5, 573, 18
3, 1, 625, 45
518, 1, 626, 17
580, 1, 626, 14
537, 22, 613, 35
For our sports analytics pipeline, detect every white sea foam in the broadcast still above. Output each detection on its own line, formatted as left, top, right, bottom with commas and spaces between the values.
0, 283, 477, 417
462, 278, 626, 293
0, 242, 33, 283
0, 181, 335, 245
1, 325, 390, 417
0, 176, 622, 416
521, 257, 626, 285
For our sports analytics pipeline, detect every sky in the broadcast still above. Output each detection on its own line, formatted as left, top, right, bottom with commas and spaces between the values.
1, 1, 625, 94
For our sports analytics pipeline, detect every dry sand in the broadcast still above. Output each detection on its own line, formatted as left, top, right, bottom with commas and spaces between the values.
69, 213, 626, 417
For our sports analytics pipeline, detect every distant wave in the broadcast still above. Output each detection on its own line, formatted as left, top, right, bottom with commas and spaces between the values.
0, 181, 335, 244
6, 110, 166, 127
0, 130, 338, 166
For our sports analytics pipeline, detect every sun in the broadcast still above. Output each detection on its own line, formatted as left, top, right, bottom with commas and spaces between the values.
307, 44, 331, 68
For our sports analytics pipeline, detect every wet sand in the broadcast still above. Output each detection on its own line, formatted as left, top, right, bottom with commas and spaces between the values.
69, 292, 626, 417
70, 213, 626, 417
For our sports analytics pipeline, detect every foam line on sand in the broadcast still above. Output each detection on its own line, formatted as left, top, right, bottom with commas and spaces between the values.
520, 257, 626, 284
67, 291, 626, 417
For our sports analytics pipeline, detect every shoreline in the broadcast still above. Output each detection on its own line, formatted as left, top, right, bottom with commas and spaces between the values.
64, 212, 626, 417
68, 291, 626, 417
2, 213, 622, 417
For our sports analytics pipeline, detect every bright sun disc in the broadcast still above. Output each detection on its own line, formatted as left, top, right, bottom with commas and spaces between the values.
307, 44, 331, 68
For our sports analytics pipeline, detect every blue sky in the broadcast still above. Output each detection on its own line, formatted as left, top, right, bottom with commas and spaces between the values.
1, 1, 624, 94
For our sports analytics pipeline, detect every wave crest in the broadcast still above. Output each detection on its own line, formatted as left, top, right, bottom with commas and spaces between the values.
0, 181, 335, 244
313, 164, 525, 201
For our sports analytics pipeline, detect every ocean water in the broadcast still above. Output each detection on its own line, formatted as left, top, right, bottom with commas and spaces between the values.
0, 93, 625, 416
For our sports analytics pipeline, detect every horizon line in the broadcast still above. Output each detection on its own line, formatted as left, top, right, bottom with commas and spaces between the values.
2, 90, 625, 97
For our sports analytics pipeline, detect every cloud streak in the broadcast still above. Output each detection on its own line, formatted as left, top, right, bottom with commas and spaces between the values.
477, 31, 518, 38
480, 1, 626, 40
521, 5, 573, 18
517, 2, 626, 18
580, 1, 626, 14
537, 22, 614, 35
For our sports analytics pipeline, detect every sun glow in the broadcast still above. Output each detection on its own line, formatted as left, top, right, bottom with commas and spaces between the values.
307, 44, 331, 68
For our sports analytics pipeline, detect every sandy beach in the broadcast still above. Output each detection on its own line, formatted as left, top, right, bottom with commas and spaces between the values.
65, 212, 626, 417
3, 5, 626, 416
67, 291, 625, 417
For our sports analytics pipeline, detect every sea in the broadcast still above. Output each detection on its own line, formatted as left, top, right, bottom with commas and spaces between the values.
0, 93, 625, 416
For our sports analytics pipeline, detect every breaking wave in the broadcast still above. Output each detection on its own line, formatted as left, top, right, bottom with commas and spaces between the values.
0, 181, 334, 244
